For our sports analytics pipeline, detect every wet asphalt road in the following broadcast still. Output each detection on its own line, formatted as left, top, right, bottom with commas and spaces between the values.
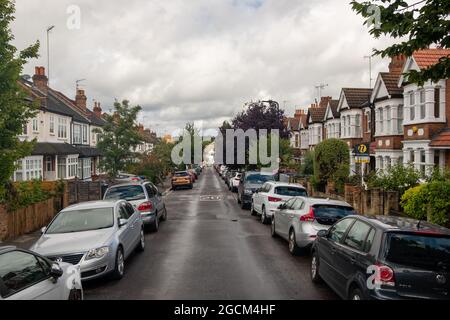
84, 168, 337, 300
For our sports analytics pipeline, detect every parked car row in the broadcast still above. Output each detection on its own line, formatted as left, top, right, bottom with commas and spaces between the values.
171, 165, 203, 190
216, 166, 450, 300
0, 179, 168, 300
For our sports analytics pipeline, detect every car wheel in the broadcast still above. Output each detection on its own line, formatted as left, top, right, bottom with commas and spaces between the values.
311, 252, 322, 283
136, 228, 145, 252
111, 247, 125, 280
161, 206, 167, 221
189, 184, 193, 189
261, 207, 269, 224
240, 198, 247, 210
349, 287, 364, 300
288, 229, 301, 255
271, 216, 277, 238
150, 213, 159, 232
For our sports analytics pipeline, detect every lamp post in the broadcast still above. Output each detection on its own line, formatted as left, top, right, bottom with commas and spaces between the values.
46, 25, 55, 85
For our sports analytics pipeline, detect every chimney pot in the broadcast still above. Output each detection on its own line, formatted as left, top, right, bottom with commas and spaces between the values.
32, 66, 48, 94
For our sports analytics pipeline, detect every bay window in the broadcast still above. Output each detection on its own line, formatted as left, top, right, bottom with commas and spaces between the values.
419, 90, 426, 119
49, 115, 55, 134
385, 107, 391, 134
409, 93, 415, 120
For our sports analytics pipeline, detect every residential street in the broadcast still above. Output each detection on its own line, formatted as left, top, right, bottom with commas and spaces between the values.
82, 167, 337, 300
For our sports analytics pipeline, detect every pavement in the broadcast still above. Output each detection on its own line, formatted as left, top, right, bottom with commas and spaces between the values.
82, 167, 337, 300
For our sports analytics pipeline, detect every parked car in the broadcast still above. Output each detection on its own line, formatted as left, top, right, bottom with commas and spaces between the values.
272, 197, 355, 255
0, 246, 83, 300
30, 200, 145, 282
225, 170, 237, 187
229, 172, 242, 192
187, 169, 197, 182
310, 215, 450, 300
114, 172, 143, 182
103, 182, 167, 232
172, 171, 193, 189
237, 171, 276, 209
252, 182, 308, 224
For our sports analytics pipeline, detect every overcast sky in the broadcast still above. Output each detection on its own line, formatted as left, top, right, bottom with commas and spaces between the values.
12, 0, 397, 136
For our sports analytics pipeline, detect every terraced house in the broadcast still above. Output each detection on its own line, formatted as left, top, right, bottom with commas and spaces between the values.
399, 49, 450, 174
371, 55, 406, 171
13, 67, 106, 182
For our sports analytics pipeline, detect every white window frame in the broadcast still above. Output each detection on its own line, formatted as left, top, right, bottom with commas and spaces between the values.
49, 115, 55, 134
58, 118, 67, 139
32, 118, 39, 133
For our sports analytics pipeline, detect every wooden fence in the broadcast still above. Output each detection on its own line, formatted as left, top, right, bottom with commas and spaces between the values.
0, 180, 102, 241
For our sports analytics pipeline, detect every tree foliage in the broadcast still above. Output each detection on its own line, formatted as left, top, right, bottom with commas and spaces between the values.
300, 150, 315, 176
313, 139, 350, 187
95, 100, 143, 178
369, 163, 421, 195
351, 0, 450, 85
0, 0, 40, 197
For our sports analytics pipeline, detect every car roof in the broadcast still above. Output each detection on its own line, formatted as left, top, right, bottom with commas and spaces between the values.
266, 181, 305, 188
356, 215, 450, 235
108, 182, 149, 188
245, 171, 274, 175
62, 200, 122, 212
0, 246, 16, 255
295, 197, 352, 207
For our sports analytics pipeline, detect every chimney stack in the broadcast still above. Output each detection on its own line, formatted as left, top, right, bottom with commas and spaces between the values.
93, 101, 102, 118
389, 54, 406, 75
319, 96, 332, 108
75, 89, 87, 109
32, 66, 48, 94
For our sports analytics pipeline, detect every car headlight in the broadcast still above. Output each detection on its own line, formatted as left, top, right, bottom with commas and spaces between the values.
85, 246, 109, 261
244, 189, 253, 195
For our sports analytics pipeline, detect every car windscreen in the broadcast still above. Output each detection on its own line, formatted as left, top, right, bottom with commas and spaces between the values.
275, 187, 307, 197
174, 172, 189, 177
312, 205, 355, 225
104, 185, 146, 201
245, 174, 275, 184
384, 233, 450, 271
46, 208, 114, 234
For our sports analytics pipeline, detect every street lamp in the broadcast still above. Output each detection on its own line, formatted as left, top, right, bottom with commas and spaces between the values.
47, 25, 55, 85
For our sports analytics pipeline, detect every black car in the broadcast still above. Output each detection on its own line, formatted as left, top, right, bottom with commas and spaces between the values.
311, 215, 450, 300
237, 171, 276, 209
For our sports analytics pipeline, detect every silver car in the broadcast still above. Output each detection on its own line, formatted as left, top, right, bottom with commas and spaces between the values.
271, 197, 356, 255
103, 182, 167, 232
30, 200, 145, 281
0, 246, 83, 300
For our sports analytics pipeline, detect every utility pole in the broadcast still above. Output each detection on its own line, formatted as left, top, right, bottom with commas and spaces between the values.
364, 54, 373, 88
46, 25, 55, 85
315, 83, 328, 102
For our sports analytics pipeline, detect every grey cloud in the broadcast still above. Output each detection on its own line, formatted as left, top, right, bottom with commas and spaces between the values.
12, 0, 395, 135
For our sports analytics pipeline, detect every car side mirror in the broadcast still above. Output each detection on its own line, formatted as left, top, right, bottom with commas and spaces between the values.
119, 219, 128, 227
317, 229, 328, 238
41, 227, 47, 234
50, 263, 63, 279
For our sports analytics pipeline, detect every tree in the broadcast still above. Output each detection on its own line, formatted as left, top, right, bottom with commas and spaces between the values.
96, 100, 143, 178
313, 139, 350, 189
351, 0, 450, 85
232, 101, 289, 139
300, 151, 315, 176
0, 0, 39, 197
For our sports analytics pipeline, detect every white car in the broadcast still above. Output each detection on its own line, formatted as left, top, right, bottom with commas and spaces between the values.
251, 182, 308, 224
229, 172, 242, 192
0, 246, 83, 300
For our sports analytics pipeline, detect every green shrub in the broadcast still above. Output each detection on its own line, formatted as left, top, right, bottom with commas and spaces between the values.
5, 180, 50, 212
401, 180, 450, 227
300, 151, 314, 176
369, 164, 421, 196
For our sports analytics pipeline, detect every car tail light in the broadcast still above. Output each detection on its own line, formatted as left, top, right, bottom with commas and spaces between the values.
131, 177, 140, 181
374, 264, 395, 287
137, 201, 153, 212
300, 207, 315, 222
268, 196, 282, 202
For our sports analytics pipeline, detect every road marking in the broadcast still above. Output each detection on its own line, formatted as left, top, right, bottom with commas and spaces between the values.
200, 195, 222, 201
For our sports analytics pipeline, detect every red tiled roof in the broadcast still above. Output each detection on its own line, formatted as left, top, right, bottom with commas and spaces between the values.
342, 88, 372, 109
413, 49, 450, 70
287, 117, 300, 131
328, 100, 340, 118
380, 72, 403, 96
430, 129, 450, 148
